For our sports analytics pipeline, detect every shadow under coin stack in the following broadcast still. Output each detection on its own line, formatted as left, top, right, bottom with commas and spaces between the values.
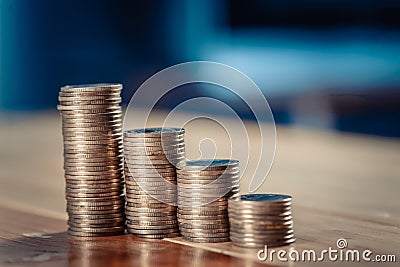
228, 194, 295, 248
123, 128, 185, 238
176, 160, 240, 243
57, 83, 125, 237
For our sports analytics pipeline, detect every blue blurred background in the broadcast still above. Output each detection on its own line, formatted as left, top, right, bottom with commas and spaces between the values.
1, 0, 400, 137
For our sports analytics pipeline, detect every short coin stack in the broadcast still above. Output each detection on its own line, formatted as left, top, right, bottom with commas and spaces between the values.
123, 128, 185, 238
58, 83, 125, 237
228, 194, 295, 248
176, 159, 240, 243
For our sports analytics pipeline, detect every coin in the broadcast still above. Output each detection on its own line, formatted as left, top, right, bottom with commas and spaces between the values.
68, 229, 125, 237
182, 236, 230, 243
123, 128, 184, 238
228, 193, 295, 248
124, 128, 184, 137
176, 159, 239, 171
59, 84, 125, 236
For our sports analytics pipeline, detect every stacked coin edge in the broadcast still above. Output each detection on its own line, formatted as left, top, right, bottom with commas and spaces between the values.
58, 83, 125, 237
228, 193, 295, 248
123, 128, 185, 238
177, 159, 240, 243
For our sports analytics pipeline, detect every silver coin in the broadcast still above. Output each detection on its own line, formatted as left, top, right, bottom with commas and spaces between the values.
228, 210, 292, 219
229, 214, 293, 224
60, 111, 122, 119
65, 174, 123, 181
64, 163, 123, 171
62, 123, 122, 130
125, 177, 176, 184
178, 217, 229, 225
177, 209, 226, 216
62, 117, 123, 125
68, 228, 125, 237
234, 193, 292, 203
126, 185, 176, 192
63, 135, 121, 141
57, 104, 121, 111
177, 174, 240, 182
176, 169, 239, 177
126, 184, 176, 192
180, 231, 229, 238
59, 90, 121, 97
177, 159, 239, 170
125, 167, 176, 174
65, 156, 123, 163
230, 228, 294, 236
229, 224, 294, 233
59, 109, 121, 117
62, 128, 123, 135
68, 220, 125, 228
66, 185, 124, 192
61, 83, 122, 91
64, 170, 123, 177
125, 176, 176, 183
68, 224, 126, 233
125, 206, 176, 212
126, 217, 177, 225
126, 228, 178, 235
59, 98, 121, 105
125, 222, 178, 230
126, 219, 177, 227
228, 205, 291, 213
66, 191, 123, 198
124, 156, 184, 164
123, 128, 184, 137
58, 93, 121, 100
125, 194, 176, 203
182, 236, 230, 243
123, 135, 184, 143
67, 208, 124, 215
126, 202, 172, 209
125, 158, 183, 165
67, 200, 124, 207
68, 213, 124, 220
123, 142, 184, 150
177, 214, 228, 221
63, 151, 123, 159
180, 227, 229, 234
125, 210, 177, 218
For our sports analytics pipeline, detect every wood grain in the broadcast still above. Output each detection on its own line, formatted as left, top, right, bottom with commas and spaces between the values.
0, 110, 399, 266
0, 204, 266, 267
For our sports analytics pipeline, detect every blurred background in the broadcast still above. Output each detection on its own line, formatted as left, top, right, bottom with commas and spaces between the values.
1, 0, 400, 137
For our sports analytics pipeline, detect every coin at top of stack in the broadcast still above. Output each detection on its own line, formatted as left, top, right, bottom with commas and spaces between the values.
228, 194, 295, 248
176, 159, 240, 243
58, 83, 125, 237
123, 127, 185, 239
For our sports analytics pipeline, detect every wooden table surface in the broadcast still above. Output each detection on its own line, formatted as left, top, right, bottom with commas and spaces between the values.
1, 110, 399, 266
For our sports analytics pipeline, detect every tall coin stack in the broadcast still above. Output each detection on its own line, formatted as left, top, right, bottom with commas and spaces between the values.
123, 128, 185, 238
228, 194, 295, 248
58, 83, 125, 237
176, 159, 240, 243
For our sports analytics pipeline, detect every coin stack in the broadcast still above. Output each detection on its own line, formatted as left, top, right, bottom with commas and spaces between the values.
228, 194, 295, 248
123, 128, 185, 238
176, 159, 240, 243
57, 83, 125, 237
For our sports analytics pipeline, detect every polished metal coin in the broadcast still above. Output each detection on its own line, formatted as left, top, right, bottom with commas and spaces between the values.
177, 159, 239, 171
123, 128, 184, 137
182, 236, 230, 243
